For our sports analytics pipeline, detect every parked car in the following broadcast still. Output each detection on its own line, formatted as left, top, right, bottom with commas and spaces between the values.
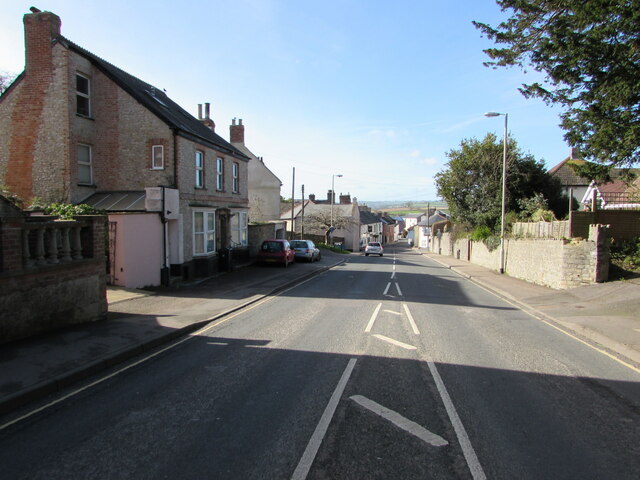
290, 240, 321, 262
257, 239, 295, 267
364, 242, 384, 256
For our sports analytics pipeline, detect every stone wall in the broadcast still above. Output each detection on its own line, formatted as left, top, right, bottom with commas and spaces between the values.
0, 205, 107, 344
430, 224, 610, 289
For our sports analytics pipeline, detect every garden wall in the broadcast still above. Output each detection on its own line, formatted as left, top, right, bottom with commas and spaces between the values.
430, 224, 609, 289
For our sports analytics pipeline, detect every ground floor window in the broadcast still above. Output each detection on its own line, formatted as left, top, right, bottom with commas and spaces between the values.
193, 210, 216, 255
231, 211, 248, 246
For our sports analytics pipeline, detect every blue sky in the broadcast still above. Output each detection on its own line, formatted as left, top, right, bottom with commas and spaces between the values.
1, 1, 571, 203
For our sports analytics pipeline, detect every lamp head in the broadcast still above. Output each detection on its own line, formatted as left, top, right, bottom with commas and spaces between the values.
484, 112, 502, 117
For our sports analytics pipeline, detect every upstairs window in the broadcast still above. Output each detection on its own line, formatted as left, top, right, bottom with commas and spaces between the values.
195, 151, 204, 188
152, 145, 164, 170
216, 157, 224, 190
232, 162, 239, 193
76, 74, 91, 117
77, 144, 93, 185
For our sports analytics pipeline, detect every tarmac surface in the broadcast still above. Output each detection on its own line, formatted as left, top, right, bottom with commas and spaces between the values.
1, 244, 639, 416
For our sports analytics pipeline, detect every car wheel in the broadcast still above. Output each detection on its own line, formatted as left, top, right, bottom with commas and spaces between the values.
380, 254, 383, 257
365, 253, 369, 256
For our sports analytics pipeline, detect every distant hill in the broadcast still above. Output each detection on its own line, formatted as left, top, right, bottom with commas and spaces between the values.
360, 200, 448, 211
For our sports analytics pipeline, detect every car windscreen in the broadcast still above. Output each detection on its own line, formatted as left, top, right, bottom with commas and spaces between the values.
290, 241, 307, 248
262, 241, 283, 252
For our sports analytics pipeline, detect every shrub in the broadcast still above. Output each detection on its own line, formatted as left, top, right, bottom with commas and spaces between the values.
42, 203, 104, 220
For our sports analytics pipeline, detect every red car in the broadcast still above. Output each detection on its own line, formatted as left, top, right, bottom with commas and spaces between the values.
257, 239, 295, 267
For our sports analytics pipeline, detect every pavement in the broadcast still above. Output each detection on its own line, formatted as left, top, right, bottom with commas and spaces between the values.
1, 245, 639, 417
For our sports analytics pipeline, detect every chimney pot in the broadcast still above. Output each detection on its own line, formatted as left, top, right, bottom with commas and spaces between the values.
205, 102, 210, 119
198, 104, 202, 120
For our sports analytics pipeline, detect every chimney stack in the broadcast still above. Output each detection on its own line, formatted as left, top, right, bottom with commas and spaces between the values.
200, 102, 215, 131
309, 194, 316, 202
24, 9, 61, 78
327, 190, 335, 203
339, 194, 351, 204
230, 117, 245, 144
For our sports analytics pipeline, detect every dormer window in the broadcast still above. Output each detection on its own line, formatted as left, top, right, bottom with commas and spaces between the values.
76, 73, 91, 117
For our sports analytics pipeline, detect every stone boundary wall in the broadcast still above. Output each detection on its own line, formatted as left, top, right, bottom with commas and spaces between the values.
430, 225, 609, 289
0, 204, 107, 343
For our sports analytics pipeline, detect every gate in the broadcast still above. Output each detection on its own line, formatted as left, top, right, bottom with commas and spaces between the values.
107, 221, 117, 285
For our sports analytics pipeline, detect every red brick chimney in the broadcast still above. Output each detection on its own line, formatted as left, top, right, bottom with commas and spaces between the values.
6, 9, 62, 201
339, 194, 351, 204
230, 118, 245, 144
24, 9, 61, 78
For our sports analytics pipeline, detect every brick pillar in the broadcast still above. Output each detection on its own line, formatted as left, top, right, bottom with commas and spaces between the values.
589, 224, 610, 283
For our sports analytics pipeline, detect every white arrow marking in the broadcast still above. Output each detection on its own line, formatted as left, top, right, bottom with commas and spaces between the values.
373, 334, 416, 350
395, 282, 403, 296
365, 303, 382, 332
383, 282, 391, 295
350, 395, 448, 447
383, 309, 402, 316
402, 303, 420, 335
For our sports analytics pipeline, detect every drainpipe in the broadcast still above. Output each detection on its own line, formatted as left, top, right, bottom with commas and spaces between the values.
160, 186, 170, 286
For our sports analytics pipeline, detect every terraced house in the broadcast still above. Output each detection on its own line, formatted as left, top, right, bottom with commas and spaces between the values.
0, 8, 250, 287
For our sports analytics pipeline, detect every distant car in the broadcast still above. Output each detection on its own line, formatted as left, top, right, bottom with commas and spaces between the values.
364, 242, 384, 256
290, 240, 321, 262
257, 239, 295, 267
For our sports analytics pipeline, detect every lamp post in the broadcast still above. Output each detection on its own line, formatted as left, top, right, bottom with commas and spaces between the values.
330, 174, 343, 243
484, 111, 508, 274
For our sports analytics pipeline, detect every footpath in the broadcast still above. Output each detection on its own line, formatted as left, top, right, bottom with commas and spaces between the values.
2, 246, 639, 417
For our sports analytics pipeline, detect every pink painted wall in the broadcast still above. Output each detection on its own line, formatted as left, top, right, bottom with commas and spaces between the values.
109, 213, 163, 288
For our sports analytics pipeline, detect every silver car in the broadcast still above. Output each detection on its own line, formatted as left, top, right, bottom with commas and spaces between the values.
290, 240, 321, 262
364, 242, 384, 256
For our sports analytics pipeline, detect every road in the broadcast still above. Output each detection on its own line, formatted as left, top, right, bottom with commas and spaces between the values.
1, 244, 639, 479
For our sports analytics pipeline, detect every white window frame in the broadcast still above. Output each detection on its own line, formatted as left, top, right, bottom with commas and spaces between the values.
232, 162, 239, 193
193, 210, 216, 256
152, 145, 164, 170
77, 143, 93, 185
76, 73, 91, 117
216, 156, 224, 191
195, 150, 204, 188
231, 211, 248, 246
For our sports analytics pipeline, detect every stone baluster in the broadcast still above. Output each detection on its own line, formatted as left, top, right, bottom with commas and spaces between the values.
35, 227, 47, 265
47, 227, 59, 264
72, 225, 83, 260
23, 228, 34, 268
60, 227, 72, 262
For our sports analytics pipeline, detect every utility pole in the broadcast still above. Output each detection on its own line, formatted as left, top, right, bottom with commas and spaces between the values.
290, 167, 295, 240
301, 184, 305, 239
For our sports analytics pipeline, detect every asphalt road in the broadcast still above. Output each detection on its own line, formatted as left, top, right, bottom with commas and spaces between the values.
1, 245, 639, 479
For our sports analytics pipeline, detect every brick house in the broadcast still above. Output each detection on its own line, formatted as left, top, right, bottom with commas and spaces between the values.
0, 9, 250, 286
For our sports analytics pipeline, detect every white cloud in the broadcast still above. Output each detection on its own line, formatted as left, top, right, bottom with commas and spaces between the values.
409, 150, 421, 158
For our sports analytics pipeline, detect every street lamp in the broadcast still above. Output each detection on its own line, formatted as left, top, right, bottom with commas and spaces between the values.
484, 111, 508, 274
330, 174, 343, 242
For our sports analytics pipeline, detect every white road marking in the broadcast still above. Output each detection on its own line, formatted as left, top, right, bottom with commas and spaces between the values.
373, 334, 417, 350
402, 303, 420, 335
383, 282, 391, 295
383, 309, 402, 316
291, 358, 357, 480
425, 359, 486, 480
350, 395, 448, 447
391, 271, 396, 279
365, 303, 382, 333
395, 282, 403, 296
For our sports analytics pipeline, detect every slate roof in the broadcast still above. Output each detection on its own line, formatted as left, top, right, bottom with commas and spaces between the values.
360, 209, 381, 225
58, 37, 249, 160
548, 158, 592, 187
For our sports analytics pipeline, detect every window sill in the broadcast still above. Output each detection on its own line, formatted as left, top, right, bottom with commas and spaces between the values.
78, 183, 97, 188
76, 113, 94, 121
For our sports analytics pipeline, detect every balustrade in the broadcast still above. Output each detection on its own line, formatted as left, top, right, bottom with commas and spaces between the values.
21, 220, 87, 269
